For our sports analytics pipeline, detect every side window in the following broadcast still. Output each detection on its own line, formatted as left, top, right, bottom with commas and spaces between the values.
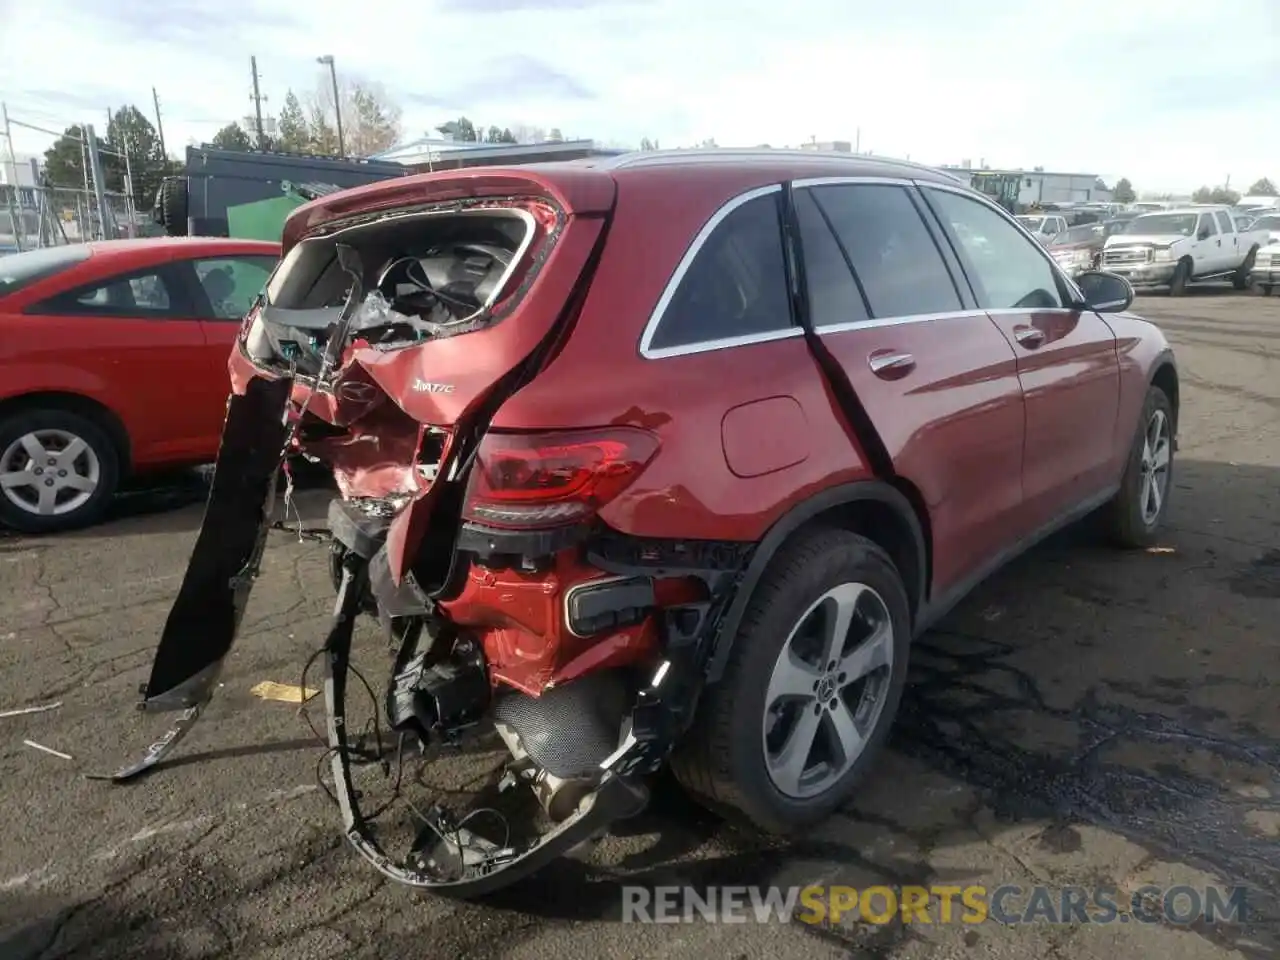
30, 269, 177, 317
1214, 211, 1232, 234
805, 184, 962, 318
193, 256, 276, 321
1198, 214, 1217, 237
793, 188, 869, 326
647, 191, 792, 351
925, 188, 1066, 311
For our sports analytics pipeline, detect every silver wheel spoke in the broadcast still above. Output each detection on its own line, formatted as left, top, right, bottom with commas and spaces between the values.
36, 482, 59, 515
768, 706, 822, 796
1151, 438, 1170, 471
838, 621, 893, 683
62, 473, 97, 493
767, 647, 823, 702
1148, 472, 1163, 515
825, 699, 865, 765
0, 470, 33, 490
19, 434, 47, 462
56, 437, 87, 468
820, 582, 865, 667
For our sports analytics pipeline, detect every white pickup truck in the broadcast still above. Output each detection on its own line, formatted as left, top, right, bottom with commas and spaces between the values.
1100, 205, 1267, 295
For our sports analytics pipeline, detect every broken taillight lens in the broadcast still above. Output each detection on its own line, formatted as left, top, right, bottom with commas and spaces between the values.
462, 427, 660, 529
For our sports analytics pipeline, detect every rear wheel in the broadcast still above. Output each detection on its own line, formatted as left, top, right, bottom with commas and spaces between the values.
1255, 283, 1273, 297
1168, 259, 1191, 297
0, 409, 120, 533
672, 527, 911, 833
1102, 385, 1174, 548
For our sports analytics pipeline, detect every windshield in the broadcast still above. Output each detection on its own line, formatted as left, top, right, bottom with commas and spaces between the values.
1128, 213, 1198, 236
0, 245, 91, 298
1017, 216, 1044, 230
1253, 215, 1280, 231
1053, 225, 1102, 245
1104, 220, 1130, 236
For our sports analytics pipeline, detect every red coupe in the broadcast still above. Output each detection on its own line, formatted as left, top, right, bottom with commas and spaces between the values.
0, 236, 279, 532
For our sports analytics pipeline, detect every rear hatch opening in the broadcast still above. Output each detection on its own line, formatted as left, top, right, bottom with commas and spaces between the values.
242, 201, 556, 381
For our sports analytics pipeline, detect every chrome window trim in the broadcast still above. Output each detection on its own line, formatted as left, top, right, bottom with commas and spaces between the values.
638, 183, 788, 359
791, 176, 915, 189
913, 179, 1085, 306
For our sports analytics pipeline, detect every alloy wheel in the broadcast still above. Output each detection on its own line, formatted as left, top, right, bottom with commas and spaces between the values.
0, 428, 102, 518
761, 582, 895, 800
1139, 408, 1171, 526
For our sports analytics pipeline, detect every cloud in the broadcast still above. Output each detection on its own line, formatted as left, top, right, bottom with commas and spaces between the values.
403, 56, 593, 112
0, 0, 1276, 192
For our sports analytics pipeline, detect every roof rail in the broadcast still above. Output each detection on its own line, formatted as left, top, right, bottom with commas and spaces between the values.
604, 147, 954, 179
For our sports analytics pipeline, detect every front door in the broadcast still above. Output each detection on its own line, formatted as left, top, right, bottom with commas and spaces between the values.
920, 185, 1121, 531
792, 180, 1027, 596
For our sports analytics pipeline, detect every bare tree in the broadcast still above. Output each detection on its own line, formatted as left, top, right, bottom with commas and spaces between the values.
306, 73, 403, 157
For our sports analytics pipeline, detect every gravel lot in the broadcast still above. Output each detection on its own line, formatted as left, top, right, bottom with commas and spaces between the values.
1, 290, 1277, 960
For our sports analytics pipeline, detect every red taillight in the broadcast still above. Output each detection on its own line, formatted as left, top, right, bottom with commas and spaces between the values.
462, 427, 660, 530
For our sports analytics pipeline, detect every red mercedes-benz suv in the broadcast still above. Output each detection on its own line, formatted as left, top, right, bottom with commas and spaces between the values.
121, 150, 1177, 896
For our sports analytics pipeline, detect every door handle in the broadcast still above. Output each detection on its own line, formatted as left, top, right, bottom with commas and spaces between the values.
867, 350, 915, 377
1013, 326, 1045, 347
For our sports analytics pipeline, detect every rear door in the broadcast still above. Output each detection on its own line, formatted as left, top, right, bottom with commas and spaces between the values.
793, 178, 1027, 596
1214, 210, 1238, 269
22, 262, 215, 463
919, 184, 1121, 530
171, 253, 278, 443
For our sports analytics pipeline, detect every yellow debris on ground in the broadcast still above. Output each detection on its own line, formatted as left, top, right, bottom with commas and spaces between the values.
250, 681, 318, 704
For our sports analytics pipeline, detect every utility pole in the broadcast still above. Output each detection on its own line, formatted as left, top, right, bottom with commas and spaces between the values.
152, 87, 167, 160
249, 56, 268, 149
1, 102, 24, 253
84, 124, 112, 240
317, 55, 345, 156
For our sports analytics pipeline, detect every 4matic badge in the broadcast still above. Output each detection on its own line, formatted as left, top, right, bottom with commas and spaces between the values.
412, 379, 456, 394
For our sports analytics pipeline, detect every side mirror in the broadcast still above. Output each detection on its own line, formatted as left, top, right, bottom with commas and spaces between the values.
1075, 271, 1134, 313
1197, 228, 1211, 240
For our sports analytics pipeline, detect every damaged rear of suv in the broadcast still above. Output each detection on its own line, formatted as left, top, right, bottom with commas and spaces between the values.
109, 150, 1178, 895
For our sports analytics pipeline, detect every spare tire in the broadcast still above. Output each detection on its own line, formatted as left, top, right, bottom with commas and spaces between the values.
159, 177, 188, 236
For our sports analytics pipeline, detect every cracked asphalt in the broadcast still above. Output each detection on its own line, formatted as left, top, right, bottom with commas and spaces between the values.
0, 289, 1277, 960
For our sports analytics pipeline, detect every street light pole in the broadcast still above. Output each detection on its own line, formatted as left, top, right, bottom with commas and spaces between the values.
316, 55, 345, 156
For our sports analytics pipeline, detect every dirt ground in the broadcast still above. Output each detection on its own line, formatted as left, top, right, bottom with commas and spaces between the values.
0, 289, 1276, 960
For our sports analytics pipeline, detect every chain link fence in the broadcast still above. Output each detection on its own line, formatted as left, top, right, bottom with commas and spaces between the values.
1, 182, 149, 253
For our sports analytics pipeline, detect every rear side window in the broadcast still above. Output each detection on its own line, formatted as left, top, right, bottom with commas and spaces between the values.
0, 245, 91, 298
804, 184, 962, 319
29, 268, 179, 318
1213, 211, 1232, 234
645, 190, 793, 353
192, 256, 276, 320
794, 189, 869, 326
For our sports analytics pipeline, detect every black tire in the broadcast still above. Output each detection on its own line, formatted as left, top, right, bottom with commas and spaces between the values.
1168, 259, 1191, 297
672, 527, 912, 834
1233, 248, 1257, 290
1257, 284, 1273, 297
1101, 385, 1174, 548
0, 408, 121, 534
159, 178, 188, 237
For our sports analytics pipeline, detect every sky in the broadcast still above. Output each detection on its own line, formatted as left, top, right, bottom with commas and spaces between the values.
0, 0, 1277, 195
